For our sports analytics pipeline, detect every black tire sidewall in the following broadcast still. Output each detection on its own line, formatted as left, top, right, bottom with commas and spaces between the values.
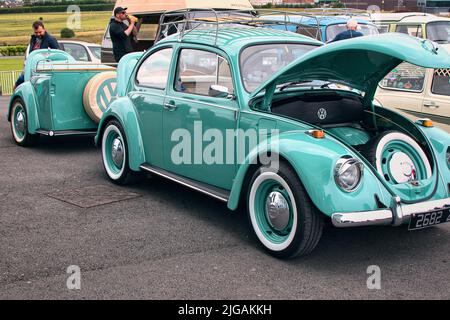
10, 98, 38, 147
247, 161, 320, 259
101, 119, 133, 185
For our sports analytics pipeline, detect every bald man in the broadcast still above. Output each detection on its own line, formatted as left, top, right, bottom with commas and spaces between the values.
329, 19, 363, 43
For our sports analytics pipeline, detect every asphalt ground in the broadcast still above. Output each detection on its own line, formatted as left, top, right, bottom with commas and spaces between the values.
0, 95, 449, 300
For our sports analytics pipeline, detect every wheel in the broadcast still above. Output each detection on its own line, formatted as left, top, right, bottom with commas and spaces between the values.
10, 98, 39, 147
363, 131, 432, 184
101, 119, 138, 185
247, 161, 324, 259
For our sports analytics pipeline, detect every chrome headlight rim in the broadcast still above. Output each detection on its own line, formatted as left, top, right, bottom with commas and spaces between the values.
334, 156, 364, 193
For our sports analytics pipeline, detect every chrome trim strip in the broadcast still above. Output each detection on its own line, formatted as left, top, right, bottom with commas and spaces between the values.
139, 164, 229, 203
332, 197, 450, 228
164, 95, 238, 112
36, 129, 97, 136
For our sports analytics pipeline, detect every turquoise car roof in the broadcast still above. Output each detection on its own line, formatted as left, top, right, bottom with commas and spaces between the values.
156, 26, 323, 52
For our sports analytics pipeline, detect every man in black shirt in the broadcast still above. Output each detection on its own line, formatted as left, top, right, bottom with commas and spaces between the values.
109, 7, 137, 62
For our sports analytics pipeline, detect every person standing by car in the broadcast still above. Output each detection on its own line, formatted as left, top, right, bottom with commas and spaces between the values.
109, 7, 138, 63
14, 20, 60, 89
329, 19, 364, 43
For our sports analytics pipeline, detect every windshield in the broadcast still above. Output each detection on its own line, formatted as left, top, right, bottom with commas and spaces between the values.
240, 43, 317, 92
326, 23, 379, 41
426, 21, 450, 44
89, 46, 101, 60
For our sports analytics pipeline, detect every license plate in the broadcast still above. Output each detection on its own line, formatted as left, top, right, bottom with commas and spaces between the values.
409, 207, 450, 231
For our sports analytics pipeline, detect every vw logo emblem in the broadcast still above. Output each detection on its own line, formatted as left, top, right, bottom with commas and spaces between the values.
317, 108, 327, 120
96, 79, 117, 112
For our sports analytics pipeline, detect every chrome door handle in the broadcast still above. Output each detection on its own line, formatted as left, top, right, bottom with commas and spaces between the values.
164, 103, 178, 111
423, 101, 439, 108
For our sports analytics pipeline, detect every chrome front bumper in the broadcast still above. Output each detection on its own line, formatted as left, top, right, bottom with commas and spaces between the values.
332, 196, 450, 228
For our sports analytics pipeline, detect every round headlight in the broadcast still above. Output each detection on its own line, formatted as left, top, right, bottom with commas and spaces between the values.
334, 157, 364, 192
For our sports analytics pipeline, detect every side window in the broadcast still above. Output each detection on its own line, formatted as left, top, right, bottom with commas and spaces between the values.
395, 24, 422, 38
136, 48, 173, 89
64, 43, 89, 62
377, 25, 389, 34
379, 62, 426, 92
174, 49, 234, 97
296, 27, 321, 40
136, 22, 158, 41
431, 69, 450, 96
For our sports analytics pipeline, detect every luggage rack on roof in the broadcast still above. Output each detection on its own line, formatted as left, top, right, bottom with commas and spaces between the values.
302, 7, 372, 19
35, 60, 114, 72
154, 8, 321, 46
397, 13, 432, 22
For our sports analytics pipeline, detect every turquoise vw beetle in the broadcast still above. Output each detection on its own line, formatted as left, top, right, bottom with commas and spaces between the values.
8, 49, 116, 146
96, 27, 450, 259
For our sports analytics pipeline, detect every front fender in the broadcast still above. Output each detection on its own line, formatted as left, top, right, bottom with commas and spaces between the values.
417, 124, 450, 197
116, 52, 144, 97
95, 97, 145, 171
228, 131, 388, 217
7, 82, 40, 134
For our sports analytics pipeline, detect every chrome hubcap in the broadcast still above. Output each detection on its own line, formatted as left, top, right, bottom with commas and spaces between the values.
389, 152, 416, 183
16, 110, 25, 134
265, 191, 290, 231
111, 137, 124, 168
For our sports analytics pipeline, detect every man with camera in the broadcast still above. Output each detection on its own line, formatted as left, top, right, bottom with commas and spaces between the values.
109, 7, 138, 63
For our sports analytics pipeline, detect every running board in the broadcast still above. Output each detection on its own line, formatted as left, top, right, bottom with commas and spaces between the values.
139, 164, 230, 203
36, 129, 97, 137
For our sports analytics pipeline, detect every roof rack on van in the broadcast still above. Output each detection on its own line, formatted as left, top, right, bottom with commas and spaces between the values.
397, 13, 431, 22
154, 8, 321, 46
302, 7, 372, 19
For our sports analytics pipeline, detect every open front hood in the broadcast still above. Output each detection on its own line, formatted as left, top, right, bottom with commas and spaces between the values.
250, 33, 450, 101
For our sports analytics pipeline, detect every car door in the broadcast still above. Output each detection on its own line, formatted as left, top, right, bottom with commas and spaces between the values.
131, 47, 174, 168
162, 47, 238, 190
375, 62, 428, 115
423, 68, 450, 121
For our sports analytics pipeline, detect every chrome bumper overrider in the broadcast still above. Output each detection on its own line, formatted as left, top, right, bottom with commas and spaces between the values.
332, 196, 450, 228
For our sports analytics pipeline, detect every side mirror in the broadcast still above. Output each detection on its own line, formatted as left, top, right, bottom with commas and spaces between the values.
209, 85, 234, 99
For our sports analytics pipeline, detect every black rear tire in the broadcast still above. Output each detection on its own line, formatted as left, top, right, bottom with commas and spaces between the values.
10, 98, 39, 147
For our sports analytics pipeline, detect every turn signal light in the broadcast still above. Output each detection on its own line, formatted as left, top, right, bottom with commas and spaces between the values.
308, 130, 325, 139
417, 119, 434, 128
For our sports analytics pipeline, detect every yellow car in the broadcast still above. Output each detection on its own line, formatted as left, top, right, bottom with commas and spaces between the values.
375, 45, 450, 124
372, 12, 450, 42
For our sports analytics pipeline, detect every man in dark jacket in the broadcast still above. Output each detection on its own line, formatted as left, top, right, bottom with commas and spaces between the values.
14, 21, 60, 89
109, 7, 137, 63
28, 20, 60, 53
329, 19, 364, 43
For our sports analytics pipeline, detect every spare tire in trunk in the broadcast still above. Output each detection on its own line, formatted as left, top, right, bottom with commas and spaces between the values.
362, 131, 432, 184
83, 71, 117, 123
